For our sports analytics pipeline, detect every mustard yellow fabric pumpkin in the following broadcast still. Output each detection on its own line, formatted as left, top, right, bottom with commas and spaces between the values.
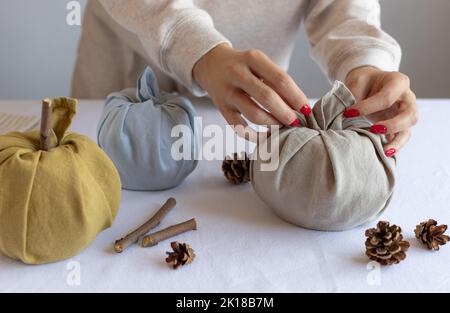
0, 98, 121, 264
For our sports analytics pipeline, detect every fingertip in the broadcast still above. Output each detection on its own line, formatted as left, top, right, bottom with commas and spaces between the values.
385, 148, 397, 158
343, 108, 361, 118
289, 118, 300, 127
370, 124, 388, 135
384, 129, 411, 156
299, 104, 312, 116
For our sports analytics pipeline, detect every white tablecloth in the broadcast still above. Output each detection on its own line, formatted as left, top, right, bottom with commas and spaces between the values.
0, 99, 449, 293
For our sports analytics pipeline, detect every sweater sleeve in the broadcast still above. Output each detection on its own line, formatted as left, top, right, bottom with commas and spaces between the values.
303, 0, 402, 82
98, 0, 231, 96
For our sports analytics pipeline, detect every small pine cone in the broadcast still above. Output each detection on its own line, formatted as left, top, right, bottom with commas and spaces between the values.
365, 221, 410, 265
165, 242, 196, 269
222, 152, 251, 185
415, 219, 450, 251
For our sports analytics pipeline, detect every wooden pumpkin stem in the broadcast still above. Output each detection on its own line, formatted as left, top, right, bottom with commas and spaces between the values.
40, 99, 53, 151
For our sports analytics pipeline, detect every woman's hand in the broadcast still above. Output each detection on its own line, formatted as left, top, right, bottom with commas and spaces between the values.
344, 66, 418, 157
193, 43, 311, 141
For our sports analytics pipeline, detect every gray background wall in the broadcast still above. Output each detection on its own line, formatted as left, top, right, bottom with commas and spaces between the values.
0, 0, 449, 99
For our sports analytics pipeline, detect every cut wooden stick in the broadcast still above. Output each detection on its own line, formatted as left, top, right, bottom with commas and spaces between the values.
141, 218, 197, 248
40, 99, 52, 151
114, 197, 176, 253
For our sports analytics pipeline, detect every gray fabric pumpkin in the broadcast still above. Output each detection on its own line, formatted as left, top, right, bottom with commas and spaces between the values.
97, 67, 198, 191
251, 81, 396, 231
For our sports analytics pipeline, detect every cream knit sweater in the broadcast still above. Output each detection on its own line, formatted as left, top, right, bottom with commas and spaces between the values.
72, 0, 401, 99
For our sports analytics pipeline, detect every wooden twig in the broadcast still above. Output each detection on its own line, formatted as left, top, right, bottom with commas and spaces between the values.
40, 99, 52, 151
141, 218, 197, 248
114, 197, 176, 253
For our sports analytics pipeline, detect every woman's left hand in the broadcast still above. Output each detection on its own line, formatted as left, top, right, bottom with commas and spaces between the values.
344, 66, 418, 158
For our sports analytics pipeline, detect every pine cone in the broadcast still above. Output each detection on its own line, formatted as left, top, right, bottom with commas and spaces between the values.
165, 241, 196, 269
222, 152, 251, 185
365, 221, 410, 265
415, 219, 450, 251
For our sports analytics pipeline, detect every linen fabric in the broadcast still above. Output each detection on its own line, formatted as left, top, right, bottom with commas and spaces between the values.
97, 67, 198, 191
0, 98, 121, 264
251, 81, 396, 231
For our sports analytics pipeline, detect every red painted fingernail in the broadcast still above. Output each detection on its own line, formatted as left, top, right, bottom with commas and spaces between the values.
343, 109, 360, 118
299, 104, 312, 116
370, 124, 387, 134
385, 148, 396, 157
290, 118, 300, 127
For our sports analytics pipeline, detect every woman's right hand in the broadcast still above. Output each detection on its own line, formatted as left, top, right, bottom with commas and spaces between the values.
193, 43, 311, 141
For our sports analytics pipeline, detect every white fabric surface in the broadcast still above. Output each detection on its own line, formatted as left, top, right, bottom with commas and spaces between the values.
0, 99, 449, 293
